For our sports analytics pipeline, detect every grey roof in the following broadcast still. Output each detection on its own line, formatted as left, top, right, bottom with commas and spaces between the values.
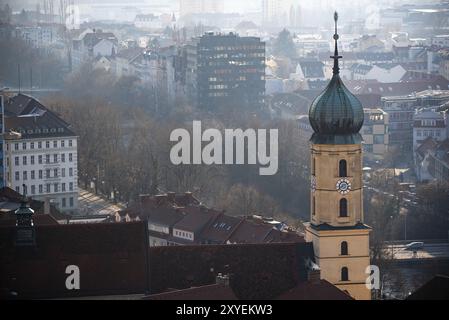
4, 94, 76, 139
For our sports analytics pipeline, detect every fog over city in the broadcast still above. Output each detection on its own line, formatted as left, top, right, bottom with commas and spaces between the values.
0, 0, 448, 302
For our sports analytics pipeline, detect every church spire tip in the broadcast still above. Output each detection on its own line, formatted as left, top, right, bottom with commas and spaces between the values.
331, 11, 342, 75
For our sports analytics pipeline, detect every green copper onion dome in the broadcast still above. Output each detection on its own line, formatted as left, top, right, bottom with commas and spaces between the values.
309, 12, 364, 144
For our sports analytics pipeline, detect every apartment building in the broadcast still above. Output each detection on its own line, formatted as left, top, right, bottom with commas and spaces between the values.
3, 94, 78, 213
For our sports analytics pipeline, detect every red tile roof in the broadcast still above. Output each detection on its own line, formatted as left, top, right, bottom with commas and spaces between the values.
149, 242, 315, 300
276, 279, 354, 300
143, 283, 237, 300
227, 220, 274, 244
0, 222, 149, 299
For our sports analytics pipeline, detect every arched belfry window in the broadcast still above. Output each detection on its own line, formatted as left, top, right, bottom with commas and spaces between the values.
312, 196, 316, 216
341, 267, 349, 281
339, 159, 347, 177
341, 241, 348, 255
339, 198, 348, 217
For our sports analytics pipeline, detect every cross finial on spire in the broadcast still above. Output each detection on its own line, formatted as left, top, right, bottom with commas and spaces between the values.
331, 11, 342, 75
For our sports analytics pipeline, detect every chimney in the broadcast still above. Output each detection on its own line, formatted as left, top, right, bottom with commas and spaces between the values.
14, 196, 36, 247
305, 258, 321, 284
215, 273, 230, 287
167, 191, 176, 203
44, 197, 50, 215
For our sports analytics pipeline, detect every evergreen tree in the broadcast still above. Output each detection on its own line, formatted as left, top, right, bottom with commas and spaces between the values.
272, 29, 297, 59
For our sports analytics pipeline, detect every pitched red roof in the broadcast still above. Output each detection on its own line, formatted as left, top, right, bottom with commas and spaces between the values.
149, 242, 315, 300
143, 283, 237, 300
276, 280, 354, 300
227, 219, 274, 244
199, 213, 243, 244
0, 222, 149, 299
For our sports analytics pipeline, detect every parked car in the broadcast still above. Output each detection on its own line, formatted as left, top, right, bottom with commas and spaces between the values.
404, 242, 424, 251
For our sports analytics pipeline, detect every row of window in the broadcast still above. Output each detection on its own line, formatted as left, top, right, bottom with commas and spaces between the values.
14, 168, 75, 180
12, 153, 74, 166
11, 139, 74, 151
416, 130, 442, 137
15, 182, 75, 195
174, 230, 193, 240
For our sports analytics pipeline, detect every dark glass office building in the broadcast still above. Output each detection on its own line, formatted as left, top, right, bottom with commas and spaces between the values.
186, 32, 266, 110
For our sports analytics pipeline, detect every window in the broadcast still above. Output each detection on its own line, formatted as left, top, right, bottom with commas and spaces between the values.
341, 241, 348, 255
69, 140, 73, 147
69, 182, 73, 191
46, 141, 50, 148
61, 140, 65, 148
22, 142, 26, 150
31, 142, 34, 149
30, 155, 35, 165
69, 197, 74, 207
14, 143, 19, 150
373, 135, 384, 144
53, 154, 58, 163
15, 156, 19, 166
62, 198, 66, 207
53, 141, 57, 148
62, 183, 66, 192
54, 168, 58, 177
312, 196, 316, 215
46, 184, 50, 193
69, 153, 73, 162
46, 154, 50, 163
69, 168, 73, 177
339, 198, 348, 217
39, 170, 43, 179
23, 156, 27, 165
38, 155, 43, 164
31, 170, 35, 180
339, 160, 347, 177
31, 185, 35, 195
39, 185, 43, 193
23, 171, 27, 180
38, 141, 42, 149
61, 154, 65, 162
54, 183, 58, 192
341, 267, 349, 281
46, 169, 50, 178
15, 186, 20, 193
61, 168, 66, 177
15, 171, 19, 181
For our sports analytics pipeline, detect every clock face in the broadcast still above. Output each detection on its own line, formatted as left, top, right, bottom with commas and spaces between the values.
311, 175, 317, 192
336, 179, 351, 194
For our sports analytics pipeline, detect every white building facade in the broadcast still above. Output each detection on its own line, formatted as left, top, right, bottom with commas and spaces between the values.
3, 94, 79, 214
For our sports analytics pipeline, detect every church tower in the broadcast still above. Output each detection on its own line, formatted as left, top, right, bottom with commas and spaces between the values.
304, 12, 372, 300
